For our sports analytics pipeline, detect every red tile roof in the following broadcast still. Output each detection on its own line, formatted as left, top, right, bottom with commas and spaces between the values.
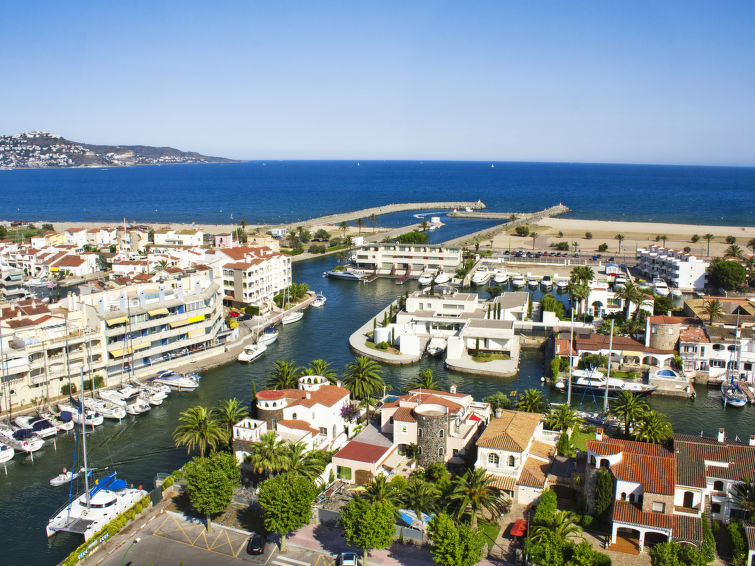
612, 452, 675, 495
277, 420, 319, 435
647, 315, 683, 324
613, 500, 672, 530
679, 328, 709, 343
672, 515, 703, 544
392, 406, 416, 423
674, 434, 755, 488
334, 441, 392, 464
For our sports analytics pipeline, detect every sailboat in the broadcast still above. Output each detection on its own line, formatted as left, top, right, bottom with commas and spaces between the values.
47, 371, 147, 539
721, 317, 749, 408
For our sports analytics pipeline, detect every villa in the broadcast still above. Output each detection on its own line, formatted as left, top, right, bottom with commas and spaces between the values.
350, 242, 462, 277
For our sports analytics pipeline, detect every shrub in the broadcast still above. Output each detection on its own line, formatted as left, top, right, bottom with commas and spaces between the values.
729, 520, 747, 566
585, 232, 593, 239
308, 244, 326, 254
558, 231, 564, 237
395, 230, 429, 244
375, 341, 390, 350
553, 241, 570, 251
162, 475, 175, 488
725, 235, 736, 244
683, 246, 691, 253
581, 514, 593, 529
550, 358, 561, 379
598, 243, 608, 252
61, 383, 77, 395
172, 469, 183, 478
691, 234, 700, 243
515, 225, 530, 237
244, 305, 260, 316
701, 515, 715, 562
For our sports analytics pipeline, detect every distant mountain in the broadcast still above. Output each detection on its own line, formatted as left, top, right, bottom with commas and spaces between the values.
0, 131, 238, 169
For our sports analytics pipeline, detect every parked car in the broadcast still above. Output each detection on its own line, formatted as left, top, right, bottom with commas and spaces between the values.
246, 533, 265, 555
338, 553, 359, 566
238, 314, 251, 321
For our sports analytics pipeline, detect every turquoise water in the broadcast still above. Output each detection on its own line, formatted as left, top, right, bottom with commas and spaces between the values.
1, 258, 753, 565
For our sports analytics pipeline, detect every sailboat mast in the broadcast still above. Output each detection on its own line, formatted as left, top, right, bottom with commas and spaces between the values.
80, 369, 90, 507
567, 308, 574, 405
604, 319, 614, 413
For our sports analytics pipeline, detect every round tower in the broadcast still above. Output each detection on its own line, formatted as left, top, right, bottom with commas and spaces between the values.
298, 374, 327, 391
255, 390, 288, 430
648, 318, 681, 350
415, 404, 449, 468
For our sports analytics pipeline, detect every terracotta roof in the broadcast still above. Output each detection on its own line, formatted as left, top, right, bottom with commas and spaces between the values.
334, 441, 392, 464
612, 452, 675, 495
392, 406, 416, 423
409, 393, 463, 413
291, 385, 350, 408
679, 328, 709, 343
408, 388, 469, 399
6, 314, 54, 328
674, 434, 755, 488
575, 333, 674, 355
647, 315, 683, 325
256, 390, 288, 401
613, 500, 672, 530
672, 515, 703, 544
485, 474, 516, 492
54, 255, 86, 267
517, 457, 550, 488
277, 420, 319, 435
476, 410, 541, 451
529, 440, 556, 461
586, 440, 624, 456
556, 338, 576, 356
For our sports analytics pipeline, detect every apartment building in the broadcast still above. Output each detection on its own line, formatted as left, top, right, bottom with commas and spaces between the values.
679, 325, 755, 383
152, 228, 204, 247
1, 269, 25, 303
636, 245, 709, 290
207, 246, 291, 308
350, 243, 462, 275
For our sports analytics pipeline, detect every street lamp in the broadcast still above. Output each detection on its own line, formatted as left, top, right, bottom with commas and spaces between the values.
120, 537, 141, 566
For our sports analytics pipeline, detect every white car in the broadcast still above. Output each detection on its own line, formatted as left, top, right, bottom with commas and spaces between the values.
338, 552, 359, 566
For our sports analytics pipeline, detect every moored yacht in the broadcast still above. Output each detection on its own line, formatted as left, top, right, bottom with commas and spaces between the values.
312, 293, 327, 307
57, 401, 104, 427
471, 267, 492, 286
555, 279, 569, 292
555, 369, 656, 398
434, 271, 450, 285
238, 342, 267, 363
125, 397, 151, 415
426, 337, 447, 357
0, 442, 14, 463
417, 272, 434, 286
14, 415, 58, 439
540, 275, 553, 290
82, 398, 126, 421
511, 274, 525, 288
492, 269, 509, 285
258, 327, 279, 346
326, 268, 366, 281
0, 424, 44, 453
282, 310, 304, 324
151, 371, 200, 391
527, 276, 539, 288
652, 278, 669, 296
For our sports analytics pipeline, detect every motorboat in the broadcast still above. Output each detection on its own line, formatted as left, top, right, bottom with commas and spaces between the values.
143, 381, 171, 397
554, 369, 656, 398
151, 372, 200, 391
417, 272, 434, 286
540, 275, 553, 290
98, 389, 127, 407
614, 276, 627, 290
671, 289, 683, 298
83, 398, 126, 420
326, 268, 366, 281
47, 472, 147, 540
39, 410, 75, 432
125, 397, 151, 415
492, 269, 509, 285
0, 424, 44, 453
471, 267, 492, 286
434, 271, 450, 285
50, 469, 79, 487
426, 337, 447, 357
238, 342, 267, 363
511, 274, 525, 288
0, 442, 14, 463
555, 279, 569, 292
57, 402, 104, 427
282, 311, 304, 324
14, 415, 58, 439
115, 384, 141, 401
312, 293, 327, 307
652, 278, 669, 297
139, 389, 164, 406
527, 277, 540, 288
258, 327, 279, 346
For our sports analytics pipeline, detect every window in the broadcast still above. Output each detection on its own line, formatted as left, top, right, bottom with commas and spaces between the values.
319, 427, 327, 436
621, 493, 627, 501
337, 466, 352, 481
488, 453, 499, 465
652, 501, 665, 513
292, 413, 297, 420
439, 429, 444, 438
713, 480, 724, 492
507, 455, 515, 467
438, 447, 443, 457
401, 425, 407, 433
418, 428, 422, 438
711, 503, 721, 514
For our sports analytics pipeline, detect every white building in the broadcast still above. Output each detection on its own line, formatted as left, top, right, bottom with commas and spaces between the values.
153, 229, 204, 247
585, 280, 653, 319
63, 228, 89, 248
351, 243, 462, 276
679, 325, 755, 383
636, 245, 709, 291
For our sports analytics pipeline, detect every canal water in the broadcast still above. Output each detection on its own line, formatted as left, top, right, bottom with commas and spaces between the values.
3, 253, 753, 566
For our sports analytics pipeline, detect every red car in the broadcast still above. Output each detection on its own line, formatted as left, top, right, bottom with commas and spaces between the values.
229, 311, 240, 317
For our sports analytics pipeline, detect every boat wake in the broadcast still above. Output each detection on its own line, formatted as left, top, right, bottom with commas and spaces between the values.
412, 211, 448, 219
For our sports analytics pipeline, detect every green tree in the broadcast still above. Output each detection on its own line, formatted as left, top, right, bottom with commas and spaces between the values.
427, 512, 486, 566
616, 280, 644, 321
184, 451, 240, 532
702, 299, 724, 324
609, 391, 649, 436
364, 474, 402, 507
370, 213, 378, 233
482, 392, 511, 412
406, 368, 441, 391
540, 293, 565, 319
544, 403, 583, 431
702, 233, 715, 256
708, 259, 747, 291
747, 238, 755, 255
213, 398, 249, 452
258, 472, 318, 552
726, 244, 744, 259
266, 359, 303, 389
343, 356, 385, 400
515, 225, 530, 237
402, 479, 440, 518
449, 467, 508, 529
357, 217, 365, 235
301, 359, 339, 383
395, 230, 429, 244
421, 220, 429, 232
173, 406, 223, 458
280, 442, 328, 482
532, 488, 557, 526
729, 479, 755, 521
246, 431, 288, 476
341, 497, 396, 566
515, 389, 549, 413
531, 510, 582, 543
615, 234, 625, 253
593, 468, 614, 519
151, 259, 169, 275
633, 410, 673, 444
530, 232, 538, 250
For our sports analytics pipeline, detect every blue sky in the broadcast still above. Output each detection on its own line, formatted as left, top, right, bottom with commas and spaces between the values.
2, 1, 754, 165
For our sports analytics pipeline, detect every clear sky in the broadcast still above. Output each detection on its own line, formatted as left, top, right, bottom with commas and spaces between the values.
2, 1, 754, 165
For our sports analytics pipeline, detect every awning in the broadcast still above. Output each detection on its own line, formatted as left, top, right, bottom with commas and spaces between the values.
109, 346, 133, 358
188, 328, 204, 339
623, 350, 644, 357
169, 318, 191, 329
469, 414, 483, 422
105, 316, 127, 326
132, 342, 150, 351
187, 314, 205, 324
148, 307, 169, 317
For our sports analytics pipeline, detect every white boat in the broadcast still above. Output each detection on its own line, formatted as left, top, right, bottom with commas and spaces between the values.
83, 398, 126, 420
417, 272, 434, 286
722, 378, 748, 408
326, 268, 365, 281
50, 470, 79, 487
471, 267, 492, 286
0, 424, 44, 453
151, 372, 200, 391
312, 293, 327, 307
115, 384, 141, 400
39, 411, 75, 432
614, 276, 627, 290
555, 369, 656, 398
511, 274, 525, 288
14, 415, 58, 439
143, 381, 171, 396
238, 342, 267, 363
125, 397, 151, 415
0, 442, 14, 463
258, 327, 279, 346
57, 402, 104, 427
426, 337, 447, 357
671, 289, 683, 298
47, 472, 147, 540
555, 279, 569, 292
527, 277, 539, 288
434, 271, 450, 285
139, 389, 164, 406
98, 390, 128, 408
282, 311, 304, 324
652, 278, 670, 296
540, 275, 553, 290
493, 269, 509, 285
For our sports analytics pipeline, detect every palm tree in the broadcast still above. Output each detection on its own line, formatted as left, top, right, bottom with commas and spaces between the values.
152, 259, 169, 275
365, 474, 402, 507
172, 406, 223, 458
616, 280, 643, 321
615, 234, 625, 253
531, 510, 583, 543
403, 480, 440, 519
702, 299, 724, 324
515, 389, 549, 413
213, 398, 249, 451
421, 220, 429, 232
530, 232, 538, 250
370, 213, 378, 233
725, 244, 744, 259
608, 391, 649, 436
729, 479, 755, 521
568, 283, 590, 316
343, 356, 385, 400
265, 359, 303, 390
657, 234, 668, 247
703, 233, 714, 256
632, 410, 673, 444
339, 221, 349, 238
281, 442, 328, 482
407, 368, 441, 391
405, 443, 420, 462
302, 359, 339, 383
544, 403, 583, 431
747, 238, 755, 255
356, 218, 365, 235
449, 467, 508, 529
570, 265, 594, 285
246, 431, 287, 476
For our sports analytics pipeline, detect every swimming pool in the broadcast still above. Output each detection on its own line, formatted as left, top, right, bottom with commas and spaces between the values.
655, 369, 681, 379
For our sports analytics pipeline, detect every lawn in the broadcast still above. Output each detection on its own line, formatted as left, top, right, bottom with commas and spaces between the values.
479, 519, 501, 549
570, 427, 596, 452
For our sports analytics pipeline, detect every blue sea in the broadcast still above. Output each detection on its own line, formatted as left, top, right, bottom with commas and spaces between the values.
0, 161, 753, 225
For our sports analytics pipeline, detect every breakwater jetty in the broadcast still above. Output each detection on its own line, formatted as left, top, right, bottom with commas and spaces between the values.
443, 203, 570, 246
275, 200, 486, 229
